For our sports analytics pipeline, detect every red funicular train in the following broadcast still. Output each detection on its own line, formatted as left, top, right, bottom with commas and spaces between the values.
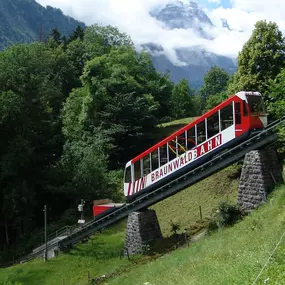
123, 91, 267, 202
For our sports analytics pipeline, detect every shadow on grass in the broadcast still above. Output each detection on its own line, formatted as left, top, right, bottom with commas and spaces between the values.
149, 219, 210, 256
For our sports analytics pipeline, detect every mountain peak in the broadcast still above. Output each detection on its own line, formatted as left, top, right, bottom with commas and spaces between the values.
150, 1, 213, 39
221, 18, 231, 30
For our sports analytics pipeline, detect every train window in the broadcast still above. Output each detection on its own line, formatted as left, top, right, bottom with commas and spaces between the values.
246, 95, 265, 115
243, 101, 248, 116
177, 133, 187, 155
207, 112, 219, 138
124, 166, 131, 183
220, 104, 233, 130
143, 156, 151, 176
160, 145, 168, 165
197, 121, 206, 145
235, 102, 241, 124
134, 160, 141, 181
187, 128, 196, 149
168, 140, 177, 161
151, 150, 159, 171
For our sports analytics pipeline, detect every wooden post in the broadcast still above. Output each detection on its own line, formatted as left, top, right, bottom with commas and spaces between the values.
199, 206, 202, 220
126, 248, 130, 261
88, 271, 90, 283
62, 278, 65, 285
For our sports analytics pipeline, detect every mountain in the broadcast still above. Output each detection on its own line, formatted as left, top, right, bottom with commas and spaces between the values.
0, 0, 85, 50
150, 1, 213, 39
0, 0, 235, 90
148, 0, 237, 89
221, 18, 231, 31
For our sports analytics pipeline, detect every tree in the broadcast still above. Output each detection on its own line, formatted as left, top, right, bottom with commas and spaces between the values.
62, 46, 172, 167
60, 131, 118, 202
50, 28, 62, 45
170, 78, 194, 119
83, 24, 133, 59
0, 43, 73, 249
266, 69, 285, 155
267, 69, 285, 118
69, 25, 85, 42
198, 66, 230, 112
204, 91, 228, 111
228, 20, 285, 96
200, 66, 230, 100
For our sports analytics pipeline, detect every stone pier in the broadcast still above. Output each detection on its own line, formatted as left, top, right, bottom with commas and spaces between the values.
237, 148, 283, 212
124, 209, 162, 255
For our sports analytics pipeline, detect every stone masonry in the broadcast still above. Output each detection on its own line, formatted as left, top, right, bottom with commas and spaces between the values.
237, 148, 283, 212
124, 209, 162, 255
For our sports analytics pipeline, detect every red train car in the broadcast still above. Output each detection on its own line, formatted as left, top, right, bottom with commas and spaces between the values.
123, 91, 267, 202
93, 203, 123, 218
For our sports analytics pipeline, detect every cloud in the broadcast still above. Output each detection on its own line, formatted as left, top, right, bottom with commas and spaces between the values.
208, 0, 221, 4
36, 0, 285, 65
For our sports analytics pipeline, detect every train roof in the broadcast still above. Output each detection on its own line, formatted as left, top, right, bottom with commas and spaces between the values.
130, 91, 262, 164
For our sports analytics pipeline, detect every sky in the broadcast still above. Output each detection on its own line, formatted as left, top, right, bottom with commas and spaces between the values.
36, 0, 285, 65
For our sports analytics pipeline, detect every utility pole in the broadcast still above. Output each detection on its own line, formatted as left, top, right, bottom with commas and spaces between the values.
81, 199, 84, 221
44, 205, 47, 262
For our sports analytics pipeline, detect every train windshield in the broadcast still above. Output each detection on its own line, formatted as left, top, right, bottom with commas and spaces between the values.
246, 95, 266, 115
124, 166, 131, 183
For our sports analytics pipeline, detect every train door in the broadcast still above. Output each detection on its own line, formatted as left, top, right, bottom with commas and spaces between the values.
234, 100, 248, 137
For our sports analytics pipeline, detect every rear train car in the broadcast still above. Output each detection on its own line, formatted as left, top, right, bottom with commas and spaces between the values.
123, 91, 267, 202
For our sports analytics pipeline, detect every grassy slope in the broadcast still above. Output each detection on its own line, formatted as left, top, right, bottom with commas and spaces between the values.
0, 166, 241, 285
157, 117, 196, 139
0, 221, 128, 285
160, 117, 197, 127
152, 164, 239, 236
0, 165, 240, 285
0, 116, 242, 285
104, 186, 285, 285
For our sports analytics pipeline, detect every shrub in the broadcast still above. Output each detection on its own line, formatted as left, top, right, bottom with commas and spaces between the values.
207, 201, 245, 233
217, 201, 245, 227
170, 220, 180, 235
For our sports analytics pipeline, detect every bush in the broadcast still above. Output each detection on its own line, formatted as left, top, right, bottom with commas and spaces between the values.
170, 220, 180, 235
217, 201, 245, 227
207, 202, 245, 233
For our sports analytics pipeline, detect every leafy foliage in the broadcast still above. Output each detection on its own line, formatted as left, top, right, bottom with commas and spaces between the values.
228, 20, 285, 97
63, 46, 172, 167
0, 42, 77, 254
170, 78, 195, 119
201, 66, 230, 99
0, 21, 176, 263
170, 220, 181, 235
204, 91, 228, 111
198, 66, 230, 111
208, 201, 245, 232
265, 69, 285, 155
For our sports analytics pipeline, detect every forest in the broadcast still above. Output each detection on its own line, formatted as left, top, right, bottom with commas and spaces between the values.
1, 20, 285, 265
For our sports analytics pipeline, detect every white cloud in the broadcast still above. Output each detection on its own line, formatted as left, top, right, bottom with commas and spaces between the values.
36, 0, 285, 65
208, 0, 221, 4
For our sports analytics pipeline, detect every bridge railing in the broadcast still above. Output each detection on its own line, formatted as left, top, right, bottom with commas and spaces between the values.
47, 225, 73, 241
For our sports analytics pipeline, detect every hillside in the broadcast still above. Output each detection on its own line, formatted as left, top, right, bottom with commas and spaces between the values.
0, 0, 236, 89
0, 163, 240, 285
106, 186, 285, 285
2, 178, 285, 284
0, 0, 85, 50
